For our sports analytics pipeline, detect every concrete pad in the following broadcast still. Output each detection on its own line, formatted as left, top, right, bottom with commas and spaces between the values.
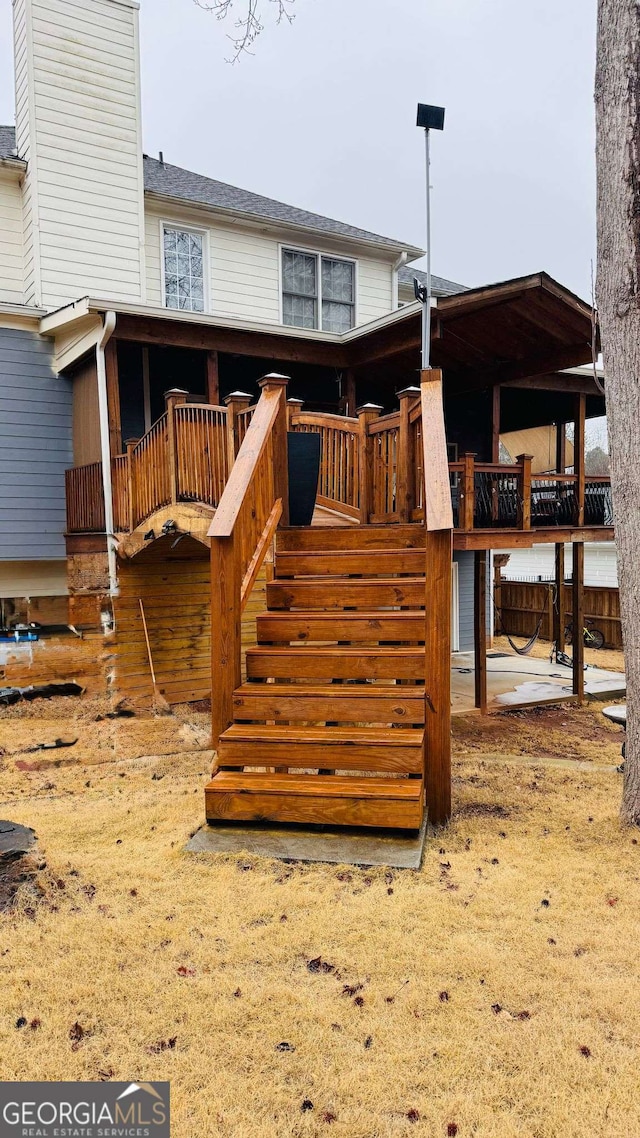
186, 815, 428, 869
452, 649, 626, 713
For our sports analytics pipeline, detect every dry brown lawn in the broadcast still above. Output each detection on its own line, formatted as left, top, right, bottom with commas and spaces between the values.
0, 693, 637, 1138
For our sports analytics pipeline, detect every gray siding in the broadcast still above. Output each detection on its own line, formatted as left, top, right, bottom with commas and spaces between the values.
455, 550, 491, 652
0, 328, 72, 560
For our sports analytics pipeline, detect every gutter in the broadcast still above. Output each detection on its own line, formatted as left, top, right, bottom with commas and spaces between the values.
96, 312, 118, 600
392, 251, 409, 310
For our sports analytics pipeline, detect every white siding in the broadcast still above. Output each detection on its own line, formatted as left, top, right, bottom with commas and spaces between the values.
358, 257, 394, 323
145, 201, 395, 327
13, 0, 145, 309
0, 176, 24, 304
502, 542, 619, 588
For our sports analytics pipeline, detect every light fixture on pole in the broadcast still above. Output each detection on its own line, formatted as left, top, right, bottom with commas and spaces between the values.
415, 103, 445, 370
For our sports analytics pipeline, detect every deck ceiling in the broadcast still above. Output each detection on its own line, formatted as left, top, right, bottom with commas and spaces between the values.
351, 272, 597, 395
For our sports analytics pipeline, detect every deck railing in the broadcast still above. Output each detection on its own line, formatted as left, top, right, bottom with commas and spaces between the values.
66, 393, 232, 535
289, 409, 361, 519
66, 386, 614, 537
209, 375, 289, 744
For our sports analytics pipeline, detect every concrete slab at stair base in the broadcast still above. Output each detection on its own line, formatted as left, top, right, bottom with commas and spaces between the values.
186, 814, 429, 869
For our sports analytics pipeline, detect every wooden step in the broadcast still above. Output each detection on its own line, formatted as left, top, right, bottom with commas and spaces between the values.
277, 524, 426, 552
266, 577, 426, 610
246, 646, 424, 680
256, 611, 425, 644
275, 549, 426, 578
218, 724, 424, 772
205, 770, 424, 829
232, 683, 426, 723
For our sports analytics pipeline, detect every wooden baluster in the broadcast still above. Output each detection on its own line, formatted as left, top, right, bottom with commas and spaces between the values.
517, 453, 533, 530
259, 373, 289, 526
357, 403, 382, 524
165, 388, 188, 505
461, 452, 476, 531
124, 438, 139, 532
225, 391, 253, 459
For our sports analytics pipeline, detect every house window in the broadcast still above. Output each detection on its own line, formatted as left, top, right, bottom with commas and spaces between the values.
282, 249, 355, 332
163, 227, 205, 312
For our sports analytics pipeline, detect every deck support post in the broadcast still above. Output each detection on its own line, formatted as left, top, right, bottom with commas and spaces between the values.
461, 452, 476, 531
286, 396, 304, 431
259, 374, 290, 527
474, 550, 488, 714
211, 534, 242, 748
420, 366, 453, 827
124, 437, 139, 533
574, 394, 586, 526
424, 527, 452, 825
553, 542, 566, 653
357, 403, 382, 524
165, 388, 188, 505
556, 421, 567, 474
516, 453, 533, 529
104, 339, 122, 458
343, 369, 357, 417
397, 386, 420, 522
206, 350, 220, 405
572, 541, 585, 705
225, 390, 253, 458
491, 385, 501, 464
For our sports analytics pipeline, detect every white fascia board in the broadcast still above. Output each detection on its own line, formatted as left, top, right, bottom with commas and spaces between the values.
144, 190, 425, 262
40, 292, 425, 349
0, 157, 26, 182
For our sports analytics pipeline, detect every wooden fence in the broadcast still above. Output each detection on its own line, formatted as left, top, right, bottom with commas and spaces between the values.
497, 579, 622, 649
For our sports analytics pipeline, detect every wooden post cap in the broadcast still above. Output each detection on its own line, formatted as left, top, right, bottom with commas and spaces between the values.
287, 397, 305, 406
224, 391, 252, 405
258, 373, 290, 389
164, 387, 189, 405
356, 403, 384, 414
396, 386, 421, 398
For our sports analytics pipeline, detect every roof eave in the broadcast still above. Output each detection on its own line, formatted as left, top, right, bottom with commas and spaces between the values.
143, 188, 424, 260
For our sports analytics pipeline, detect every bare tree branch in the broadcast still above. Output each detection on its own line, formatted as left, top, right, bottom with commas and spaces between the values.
193, 0, 295, 64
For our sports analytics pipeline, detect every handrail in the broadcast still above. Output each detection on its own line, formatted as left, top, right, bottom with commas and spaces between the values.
209, 374, 289, 745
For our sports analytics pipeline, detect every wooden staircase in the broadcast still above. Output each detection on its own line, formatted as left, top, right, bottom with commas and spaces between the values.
205, 524, 428, 830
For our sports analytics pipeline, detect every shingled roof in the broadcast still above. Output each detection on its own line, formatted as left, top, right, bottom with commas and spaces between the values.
142, 154, 422, 253
0, 125, 17, 159
398, 265, 467, 297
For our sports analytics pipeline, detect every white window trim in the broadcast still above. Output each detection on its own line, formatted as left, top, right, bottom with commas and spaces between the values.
160, 220, 211, 315
278, 243, 358, 332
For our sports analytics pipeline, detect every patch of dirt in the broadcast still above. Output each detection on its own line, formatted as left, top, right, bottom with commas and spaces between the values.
453, 703, 624, 765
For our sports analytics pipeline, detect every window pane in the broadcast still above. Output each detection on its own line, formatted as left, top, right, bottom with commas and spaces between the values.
283, 293, 317, 329
163, 227, 206, 313
322, 258, 354, 303
282, 250, 316, 297
322, 300, 354, 333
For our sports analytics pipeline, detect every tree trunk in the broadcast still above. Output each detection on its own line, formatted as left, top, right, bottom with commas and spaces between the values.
595, 0, 640, 823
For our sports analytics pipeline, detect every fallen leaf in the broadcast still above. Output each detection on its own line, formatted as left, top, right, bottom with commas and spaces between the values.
301, 1100, 314, 1112
407, 1109, 420, 1122
275, 1041, 295, 1052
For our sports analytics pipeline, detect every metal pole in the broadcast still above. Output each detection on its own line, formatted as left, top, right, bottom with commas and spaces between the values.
423, 127, 432, 369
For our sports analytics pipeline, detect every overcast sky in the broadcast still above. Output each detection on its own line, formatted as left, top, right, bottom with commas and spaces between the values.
0, 0, 596, 299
